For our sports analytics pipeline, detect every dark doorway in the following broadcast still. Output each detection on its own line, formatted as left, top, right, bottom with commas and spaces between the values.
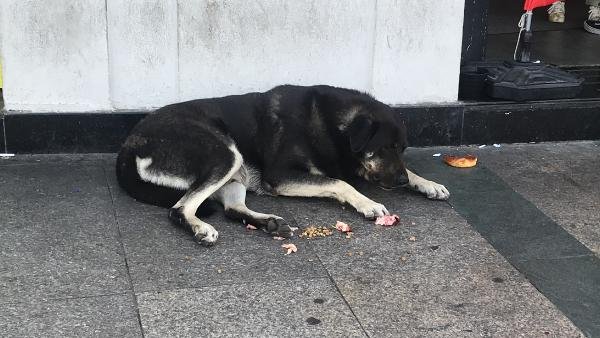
486, 0, 598, 66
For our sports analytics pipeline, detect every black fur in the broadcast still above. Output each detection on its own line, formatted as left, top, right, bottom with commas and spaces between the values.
117, 85, 409, 235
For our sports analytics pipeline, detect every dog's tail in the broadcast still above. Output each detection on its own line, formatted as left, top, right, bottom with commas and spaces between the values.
115, 148, 217, 216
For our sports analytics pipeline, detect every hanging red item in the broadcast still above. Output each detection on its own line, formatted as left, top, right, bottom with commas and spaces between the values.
524, 0, 556, 10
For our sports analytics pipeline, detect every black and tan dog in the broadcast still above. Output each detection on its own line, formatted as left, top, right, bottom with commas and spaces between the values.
117, 85, 449, 245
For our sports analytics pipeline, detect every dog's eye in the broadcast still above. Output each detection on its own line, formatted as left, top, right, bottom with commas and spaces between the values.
365, 152, 374, 158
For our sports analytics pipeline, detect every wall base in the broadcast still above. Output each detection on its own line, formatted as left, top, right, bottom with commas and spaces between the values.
2, 98, 599, 153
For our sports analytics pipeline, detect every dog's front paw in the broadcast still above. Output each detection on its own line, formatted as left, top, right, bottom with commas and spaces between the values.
356, 200, 389, 219
265, 217, 293, 238
415, 180, 450, 200
194, 226, 219, 246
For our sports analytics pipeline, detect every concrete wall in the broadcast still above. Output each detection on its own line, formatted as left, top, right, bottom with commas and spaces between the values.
0, 0, 465, 112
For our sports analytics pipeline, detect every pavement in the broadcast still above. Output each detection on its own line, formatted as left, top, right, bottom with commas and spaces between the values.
1, 141, 599, 337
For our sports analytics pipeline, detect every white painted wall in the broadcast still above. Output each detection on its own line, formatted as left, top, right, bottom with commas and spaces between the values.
107, 0, 178, 109
0, 0, 111, 111
0, 0, 465, 112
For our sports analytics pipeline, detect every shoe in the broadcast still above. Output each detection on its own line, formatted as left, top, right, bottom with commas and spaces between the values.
584, 5, 600, 34
548, 1, 565, 23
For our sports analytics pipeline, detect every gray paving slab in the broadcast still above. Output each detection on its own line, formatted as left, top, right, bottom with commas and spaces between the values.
514, 255, 600, 338
106, 163, 327, 293
136, 278, 365, 338
116, 210, 327, 292
104, 160, 167, 217
0, 153, 115, 166
0, 163, 130, 303
405, 145, 600, 337
284, 182, 584, 337
473, 142, 600, 255
0, 294, 142, 337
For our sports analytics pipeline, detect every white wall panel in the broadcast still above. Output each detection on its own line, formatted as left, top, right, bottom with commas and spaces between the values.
372, 0, 465, 104
0, 0, 110, 111
178, 0, 376, 101
107, 0, 178, 109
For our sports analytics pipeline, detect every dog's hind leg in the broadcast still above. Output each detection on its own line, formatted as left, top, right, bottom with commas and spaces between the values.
213, 181, 293, 238
169, 145, 243, 245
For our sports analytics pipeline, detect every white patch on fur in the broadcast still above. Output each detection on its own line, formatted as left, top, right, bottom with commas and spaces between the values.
307, 161, 324, 176
406, 169, 450, 200
136, 157, 192, 190
276, 179, 388, 218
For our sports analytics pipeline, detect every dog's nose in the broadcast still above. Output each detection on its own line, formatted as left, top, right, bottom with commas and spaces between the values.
396, 176, 409, 186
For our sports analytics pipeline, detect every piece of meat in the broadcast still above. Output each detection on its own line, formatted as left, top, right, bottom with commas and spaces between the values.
443, 155, 477, 168
246, 224, 258, 230
335, 221, 352, 233
282, 243, 298, 255
375, 214, 400, 226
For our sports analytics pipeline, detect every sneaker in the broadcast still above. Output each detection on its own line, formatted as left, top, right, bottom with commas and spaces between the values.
584, 5, 600, 34
548, 1, 565, 23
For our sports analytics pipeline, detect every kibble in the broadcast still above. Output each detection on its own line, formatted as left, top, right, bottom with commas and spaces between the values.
299, 226, 334, 239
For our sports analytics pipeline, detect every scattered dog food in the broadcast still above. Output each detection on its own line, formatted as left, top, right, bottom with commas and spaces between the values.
443, 154, 477, 168
299, 226, 334, 239
282, 243, 298, 255
375, 214, 400, 226
335, 221, 352, 233
246, 224, 258, 230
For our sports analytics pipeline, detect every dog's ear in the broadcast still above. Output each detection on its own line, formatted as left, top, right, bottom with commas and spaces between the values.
347, 115, 376, 152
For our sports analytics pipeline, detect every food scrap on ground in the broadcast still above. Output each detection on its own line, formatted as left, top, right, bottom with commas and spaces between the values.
375, 214, 400, 226
290, 226, 299, 232
408, 236, 417, 242
334, 221, 352, 233
299, 226, 333, 239
443, 154, 477, 168
272, 236, 285, 241
282, 243, 298, 255
246, 224, 258, 230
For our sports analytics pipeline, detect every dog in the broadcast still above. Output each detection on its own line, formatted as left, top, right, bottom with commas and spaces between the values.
116, 85, 449, 245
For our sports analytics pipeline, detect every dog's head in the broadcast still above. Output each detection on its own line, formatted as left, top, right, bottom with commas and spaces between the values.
345, 107, 409, 189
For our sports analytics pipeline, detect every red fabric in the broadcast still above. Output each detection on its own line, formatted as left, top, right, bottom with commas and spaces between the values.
524, 0, 557, 10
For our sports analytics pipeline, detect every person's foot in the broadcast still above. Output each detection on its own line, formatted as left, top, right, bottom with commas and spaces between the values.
548, 1, 566, 23
584, 5, 600, 34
